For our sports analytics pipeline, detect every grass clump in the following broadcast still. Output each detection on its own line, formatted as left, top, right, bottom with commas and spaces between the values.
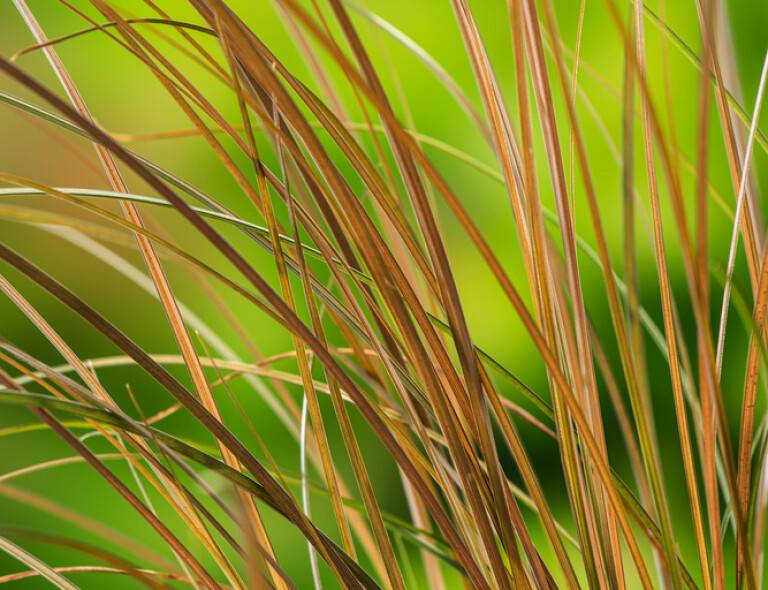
0, 1, 767, 588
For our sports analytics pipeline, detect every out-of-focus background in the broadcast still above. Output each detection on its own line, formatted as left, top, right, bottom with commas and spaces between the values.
1, 1, 768, 587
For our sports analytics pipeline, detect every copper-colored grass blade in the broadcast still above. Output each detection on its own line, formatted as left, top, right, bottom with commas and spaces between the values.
619, 7, 653, 513
737, 237, 768, 579
693, 9, 718, 587
449, 0, 533, 283
690, 1, 761, 296
714, 49, 768, 375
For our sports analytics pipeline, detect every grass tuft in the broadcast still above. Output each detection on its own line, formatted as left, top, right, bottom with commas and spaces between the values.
1, 1, 768, 588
